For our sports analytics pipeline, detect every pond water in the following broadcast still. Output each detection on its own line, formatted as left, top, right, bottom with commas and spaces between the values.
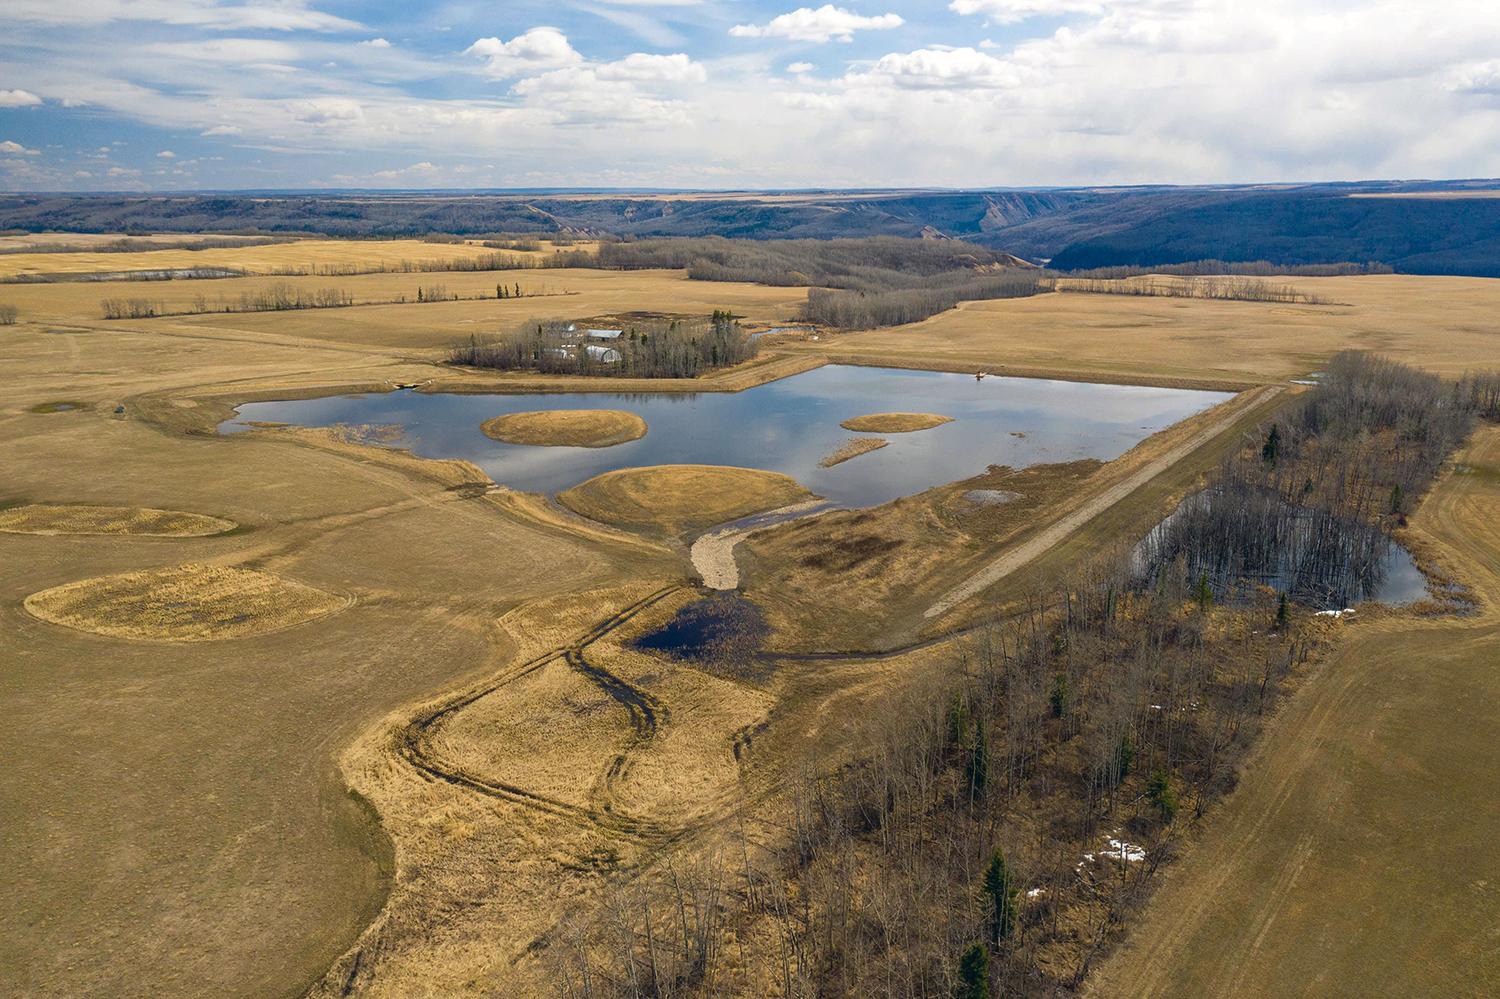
1136, 492, 1432, 609
222, 365, 1231, 509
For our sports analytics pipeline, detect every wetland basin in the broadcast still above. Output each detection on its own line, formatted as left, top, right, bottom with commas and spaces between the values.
223, 366, 1232, 509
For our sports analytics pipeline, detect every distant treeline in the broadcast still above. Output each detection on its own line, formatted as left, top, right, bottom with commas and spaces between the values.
100, 280, 549, 319
0, 235, 289, 256
1059, 259, 1392, 279
806, 271, 1046, 328
449, 311, 756, 379
1056, 276, 1328, 305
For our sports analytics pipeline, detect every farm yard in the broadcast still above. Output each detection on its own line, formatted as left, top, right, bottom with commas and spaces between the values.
3, 231, 1499, 999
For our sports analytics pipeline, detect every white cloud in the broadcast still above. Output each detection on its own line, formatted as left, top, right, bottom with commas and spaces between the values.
848, 47, 1025, 89
148, 39, 301, 64
0, 89, 43, 108
290, 98, 364, 125
360, 38, 392, 49
106, 166, 139, 176
157, 149, 176, 158
597, 53, 706, 83
201, 124, 242, 136
3, 0, 359, 31
949, 0, 1104, 22
731, 6, 904, 43
787, 62, 816, 73
1446, 59, 1500, 95
0, 140, 42, 155
466, 27, 582, 79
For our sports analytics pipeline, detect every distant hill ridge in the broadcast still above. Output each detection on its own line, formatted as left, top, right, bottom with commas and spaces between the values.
3, 181, 1498, 276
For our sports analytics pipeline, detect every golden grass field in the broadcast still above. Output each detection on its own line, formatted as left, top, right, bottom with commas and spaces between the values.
0, 238, 555, 278
480, 409, 647, 448
559, 464, 812, 538
797, 275, 1500, 387
0, 503, 236, 537
840, 411, 954, 433
4, 237, 1500, 999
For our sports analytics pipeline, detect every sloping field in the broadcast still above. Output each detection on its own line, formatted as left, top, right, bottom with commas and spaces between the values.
0, 267, 809, 350
1089, 426, 1500, 998
802, 275, 1500, 386
0, 238, 535, 278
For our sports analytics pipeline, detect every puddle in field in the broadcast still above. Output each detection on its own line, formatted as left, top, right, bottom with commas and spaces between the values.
632, 593, 770, 676
224, 365, 1231, 509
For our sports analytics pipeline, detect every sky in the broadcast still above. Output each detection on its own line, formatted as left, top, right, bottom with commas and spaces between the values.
2, 1, 1500, 191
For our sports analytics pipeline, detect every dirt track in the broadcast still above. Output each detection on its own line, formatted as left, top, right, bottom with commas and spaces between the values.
925, 385, 1284, 619
1087, 426, 1500, 998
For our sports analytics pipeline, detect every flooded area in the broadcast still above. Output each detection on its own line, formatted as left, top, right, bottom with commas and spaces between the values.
224, 366, 1231, 509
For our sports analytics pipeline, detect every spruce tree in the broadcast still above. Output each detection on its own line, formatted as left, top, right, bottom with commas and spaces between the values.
982, 848, 1018, 943
956, 942, 990, 999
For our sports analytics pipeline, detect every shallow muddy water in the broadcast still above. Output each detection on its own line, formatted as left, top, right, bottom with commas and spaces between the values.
224, 366, 1232, 508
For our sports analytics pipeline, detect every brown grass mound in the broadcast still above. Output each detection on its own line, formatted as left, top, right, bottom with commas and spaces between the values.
481, 409, 647, 448
0, 504, 236, 537
24, 563, 348, 641
559, 464, 813, 537
840, 412, 954, 433
820, 438, 889, 467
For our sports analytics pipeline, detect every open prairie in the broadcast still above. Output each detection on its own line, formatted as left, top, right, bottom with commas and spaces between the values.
0, 267, 808, 350
0, 237, 560, 279
3, 235, 1499, 999
799, 275, 1500, 386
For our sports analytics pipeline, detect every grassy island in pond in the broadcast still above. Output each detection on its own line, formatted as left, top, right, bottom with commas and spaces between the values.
558, 464, 812, 537
840, 412, 954, 433
481, 409, 648, 448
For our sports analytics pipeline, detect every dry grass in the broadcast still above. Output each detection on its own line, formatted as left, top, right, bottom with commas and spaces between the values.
0, 266, 809, 352
481, 409, 647, 448
820, 437, 889, 467
24, 563, 349, 641
0, 238, 541, 279
839, 411, 953, 433
0, 503, 236, 537
559, 464, 813, 538
1089, 425, 1500, 998
795, 275, 1500, 386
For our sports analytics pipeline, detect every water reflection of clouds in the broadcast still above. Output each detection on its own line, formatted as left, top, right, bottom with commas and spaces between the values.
227, 366, 1231, 508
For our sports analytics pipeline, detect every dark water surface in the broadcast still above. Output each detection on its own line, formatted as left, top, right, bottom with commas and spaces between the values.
223, 366, 1231, 508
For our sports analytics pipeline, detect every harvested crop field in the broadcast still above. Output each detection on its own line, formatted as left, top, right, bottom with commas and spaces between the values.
559, 464, 813, 537
839, 411, 953, 433
0, 504, 236, 537
481, 409, 647, 448
24, 563, 349, 641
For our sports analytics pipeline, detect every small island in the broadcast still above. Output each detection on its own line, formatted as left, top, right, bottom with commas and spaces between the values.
481, 409, 648, 448
839, 412, 955, 433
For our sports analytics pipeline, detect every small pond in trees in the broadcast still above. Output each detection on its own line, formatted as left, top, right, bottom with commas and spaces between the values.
222, 365, 1231, 509
1135, 492, 1432, 609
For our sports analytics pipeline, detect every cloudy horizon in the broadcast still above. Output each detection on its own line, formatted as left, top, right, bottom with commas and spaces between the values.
3, 1, 1500, 192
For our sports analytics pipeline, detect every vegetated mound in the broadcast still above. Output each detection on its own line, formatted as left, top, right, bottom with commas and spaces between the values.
481, 409, 647, 448
559, 464, 812, 537
0, 504, 236, 537
840, 412, 954, 434
24, 563, 347, 641
820, 438, 889, 467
